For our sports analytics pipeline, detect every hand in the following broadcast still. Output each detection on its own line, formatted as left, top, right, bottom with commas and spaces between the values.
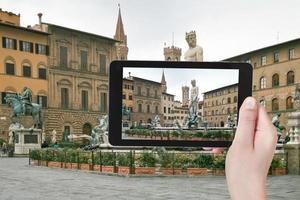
226, 97, 277, 200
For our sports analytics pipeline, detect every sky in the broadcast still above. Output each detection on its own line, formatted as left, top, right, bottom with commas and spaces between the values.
2, 0, 300, 61
124, 68, 239, 101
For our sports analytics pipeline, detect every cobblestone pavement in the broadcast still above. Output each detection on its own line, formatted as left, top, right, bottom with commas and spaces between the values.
0, 158, 299, 200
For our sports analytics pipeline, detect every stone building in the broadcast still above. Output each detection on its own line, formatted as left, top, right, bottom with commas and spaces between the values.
225, 38, 300, 128
202, 84, 238, 127
0, 10, 49, 140
164, 45, 181, 61
114, 5, 128, 60
32, 14, 119, 139
130, 76, 162, 125
182, 86, 189, 106
122, 78, 134, 112
173, 101, 189, 126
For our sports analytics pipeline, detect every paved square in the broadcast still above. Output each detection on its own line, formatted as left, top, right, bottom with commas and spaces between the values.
0, 158, 299, 200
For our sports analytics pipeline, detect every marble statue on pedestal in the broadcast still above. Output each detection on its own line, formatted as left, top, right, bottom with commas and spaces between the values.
187, 79, 199, 128
51, 129, 57, 144
150, 115, 161, 129
8, 122, 24, 144
184, 31, 203, 61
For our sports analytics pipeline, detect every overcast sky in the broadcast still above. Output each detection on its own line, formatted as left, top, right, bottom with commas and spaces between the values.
124, 68, 239, 101
3, 0, 300, 61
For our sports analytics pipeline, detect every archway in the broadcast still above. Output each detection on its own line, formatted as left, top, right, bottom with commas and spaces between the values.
220, 121, 224, 127
82, 123, 92, 135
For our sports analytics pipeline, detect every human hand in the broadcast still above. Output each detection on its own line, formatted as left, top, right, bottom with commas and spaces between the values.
226, 97, 277, 200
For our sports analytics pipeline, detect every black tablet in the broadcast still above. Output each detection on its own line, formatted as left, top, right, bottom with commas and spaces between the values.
109, 61, 252, 147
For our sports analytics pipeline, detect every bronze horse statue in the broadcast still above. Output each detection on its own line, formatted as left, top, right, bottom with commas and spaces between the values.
4, 93, 43, 129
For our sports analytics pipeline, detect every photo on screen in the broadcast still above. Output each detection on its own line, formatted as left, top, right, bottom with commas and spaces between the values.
121, 67, 239, 142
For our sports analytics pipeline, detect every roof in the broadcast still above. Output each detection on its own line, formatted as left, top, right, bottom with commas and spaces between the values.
224, 37, 300, 61
162, 92, 174, 96
132, 76, 161, 85
44, 22, 118, 42
0, 22, 50, 35
114, 5, 126, 43
203, 83, 238, 94
123, 78, 133, 82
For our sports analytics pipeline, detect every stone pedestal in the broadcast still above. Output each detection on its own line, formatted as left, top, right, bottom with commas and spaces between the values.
14, 129, 42, 154
283, 144, 300, 175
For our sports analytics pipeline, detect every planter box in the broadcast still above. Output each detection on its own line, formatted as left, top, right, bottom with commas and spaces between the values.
40, 160, 48, 166
161, 168, 182, 175
102, 165, 117, 173
31, 160, 38, 166
272, 168, 286, 176
80, 163, 93, 171
214, 168, 225, 176
187, 168, 208, 176
93, 165, 102, 171
118, 166, 132, 175
65, 163, 73, 169
48, 161, 62, 168
71, 163, 79, 170
135, 167, 156, 175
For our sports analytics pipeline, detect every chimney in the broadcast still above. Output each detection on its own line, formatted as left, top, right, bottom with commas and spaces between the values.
38, 13, 42, 25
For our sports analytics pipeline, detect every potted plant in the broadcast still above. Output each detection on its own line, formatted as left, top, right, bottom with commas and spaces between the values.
79, 151, 93, 171
135, 152, 156, 175
271, 157, 286, 176
187, 154, 213, 176
213, 154, 226, 176
48, 149, 64, 168
101, 152, 117, 173
160, 153, 190, 175
117, 152, 133, 175
65, 149, 79, 169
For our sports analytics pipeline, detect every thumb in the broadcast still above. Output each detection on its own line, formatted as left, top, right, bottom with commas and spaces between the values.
233, 97, 258, 149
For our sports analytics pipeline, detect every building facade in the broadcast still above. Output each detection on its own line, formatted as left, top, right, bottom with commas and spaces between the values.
202, 84, 238, 127
114, 6, 128, 60
225, 39, 300, 128
131, 76, 162, 125
164, 45, 181, 61
0, 10, 49, 140
182, 86, 189, 106
122, 78, 134, 112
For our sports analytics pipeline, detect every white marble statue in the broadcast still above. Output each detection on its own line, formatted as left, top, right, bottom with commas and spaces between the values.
184, 31, 203, 61
8, 131, 14, 144
51, 129, 57, 144
8, 122, 24, 144
187, 79, 199, 128
294, 84, 300, 110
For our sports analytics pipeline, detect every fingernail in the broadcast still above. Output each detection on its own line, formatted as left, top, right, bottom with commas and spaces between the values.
245, 97, 256, 110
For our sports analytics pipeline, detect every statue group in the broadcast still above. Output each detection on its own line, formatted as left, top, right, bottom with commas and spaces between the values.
187, 79, 199, 128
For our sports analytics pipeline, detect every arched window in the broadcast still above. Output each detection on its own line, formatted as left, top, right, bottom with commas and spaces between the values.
233, 107, 237, 113
22, 64, 31, 77
260, 77, 267, 89
272, 73, 279, 87
286, 96, 294, 110
82, 123, 92, 135
227, 107, 231, 114
222, 98, 226, 105
272, 98, 279, 111
260, 100, 266, 108
216, 100, 218, 105
212, 110, 214, 115
233, 96, 237, 103
287, 71, 295, 85
5, 61, 15, 75
227, 97, 231, 104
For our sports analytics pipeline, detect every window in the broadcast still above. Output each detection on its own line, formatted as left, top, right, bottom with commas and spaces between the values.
138, 104, 142, 112
99, 54, 106, 74
154, 90, 157, 98
80, 51, 88, 71
222, 98, 226, 105
81, 90, 88, 111
227, 97, 231, 104
147, 105, 150, 113
155, 106, 159, 114
164, 106, 166, 113
227, 107, 231, 114
2, 37, 17, 49
168, 107, 171, 114
261, 56, 267, 66
36, 44, 48, 55
20, 41, 33, 53
60, 46, 68, 68
37, 95, 47, 108
234, 96, 237, 103
233, 107, 237, 113
38, 68, 47, 79
137, 86, 141, 95
61, 88, 69, 108
260, 76, 267, 89
287, 71, 294, 85
129, 95, 133, 100
6, 63, 15, 75
286, 96, 293, 110
22, 65, 31, 77
260, 100, 266, 108
146, 88, 150, 97
273, 52, 279, 63
289, 48, 295, 60
272, 98, 279, 111
272, 73, 279, 87
100, 92, 107, 113
122, 94, 126, 99
212, 110, 214, 115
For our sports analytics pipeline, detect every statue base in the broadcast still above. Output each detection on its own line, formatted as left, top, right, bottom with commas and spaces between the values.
14, 128, 42, 154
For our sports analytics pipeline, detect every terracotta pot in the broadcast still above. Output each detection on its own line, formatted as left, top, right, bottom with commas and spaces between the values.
80, 163, 93, 171
187, 168, 208, 176
135, 167, 156, 175
214, 168, 225, 176
161, 168, 182, 175
48, 161, 62, 168
272, 168, 286, 176
118, 166, 132, 175
102, 165, 117, 173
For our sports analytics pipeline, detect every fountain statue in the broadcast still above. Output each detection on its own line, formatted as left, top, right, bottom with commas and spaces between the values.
150, 115, 161, 129
184, 31, 203, 61
187, 79, 199, 128
225, 114, 236, 128
272, 113, 288, 144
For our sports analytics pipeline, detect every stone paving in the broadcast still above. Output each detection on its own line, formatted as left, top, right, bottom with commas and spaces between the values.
0, 158, 299, 200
